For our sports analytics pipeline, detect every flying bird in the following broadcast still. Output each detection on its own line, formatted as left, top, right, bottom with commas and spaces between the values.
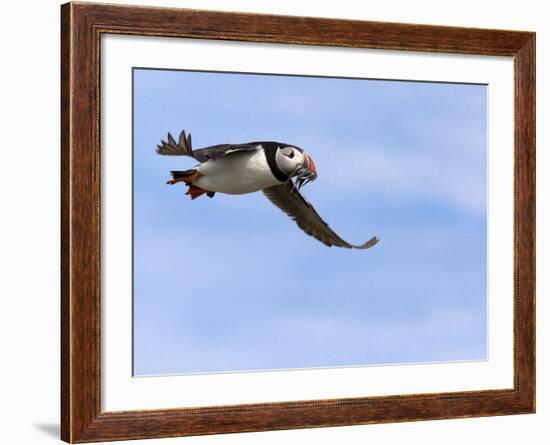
156, 130, 379, 249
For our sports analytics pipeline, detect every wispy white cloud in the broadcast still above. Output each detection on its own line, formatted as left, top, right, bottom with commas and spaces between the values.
311, 144, 486, 215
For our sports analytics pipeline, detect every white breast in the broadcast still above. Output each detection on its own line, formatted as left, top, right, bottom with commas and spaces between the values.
194, 149, 281, 194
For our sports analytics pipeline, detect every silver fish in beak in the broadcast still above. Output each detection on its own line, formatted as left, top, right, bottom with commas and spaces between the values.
291, 152, 318, 192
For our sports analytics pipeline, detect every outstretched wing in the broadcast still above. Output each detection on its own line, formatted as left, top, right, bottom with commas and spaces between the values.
192, 143, 260, 162
156, 130, 195, 158
262, 182, 379, 249
156, 130, 259, 162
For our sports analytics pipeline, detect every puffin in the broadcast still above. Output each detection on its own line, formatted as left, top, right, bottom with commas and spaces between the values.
156, 130, 379, 249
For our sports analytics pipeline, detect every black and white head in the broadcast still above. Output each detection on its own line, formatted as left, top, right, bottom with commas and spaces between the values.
275, 145, 318, 190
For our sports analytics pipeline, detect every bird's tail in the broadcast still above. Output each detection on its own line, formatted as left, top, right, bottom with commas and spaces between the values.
167, 169, 200, 185
166, 169, 213, 200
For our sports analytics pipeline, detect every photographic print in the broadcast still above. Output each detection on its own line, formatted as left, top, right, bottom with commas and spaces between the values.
62, 4, 535, 441
132, 68, 487, 376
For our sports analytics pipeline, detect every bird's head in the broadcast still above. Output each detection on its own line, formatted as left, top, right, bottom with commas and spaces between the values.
275, 145, 318, 190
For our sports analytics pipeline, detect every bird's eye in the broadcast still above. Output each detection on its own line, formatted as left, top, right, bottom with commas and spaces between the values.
288, 151, 295, 159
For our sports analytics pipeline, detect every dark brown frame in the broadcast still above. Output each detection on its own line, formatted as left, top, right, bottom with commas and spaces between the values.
61, 2, 536, 442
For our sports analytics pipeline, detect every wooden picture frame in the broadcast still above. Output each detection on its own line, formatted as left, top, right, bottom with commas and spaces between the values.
61, 2, 535, 442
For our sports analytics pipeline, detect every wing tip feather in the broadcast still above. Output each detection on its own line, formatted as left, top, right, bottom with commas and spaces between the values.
355, 236, 380, 249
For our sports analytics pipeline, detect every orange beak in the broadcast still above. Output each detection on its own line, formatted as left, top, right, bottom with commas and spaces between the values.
304, 153, 317, 178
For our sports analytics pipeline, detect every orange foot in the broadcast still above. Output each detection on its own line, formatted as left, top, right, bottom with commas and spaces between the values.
185, 185, 208, 200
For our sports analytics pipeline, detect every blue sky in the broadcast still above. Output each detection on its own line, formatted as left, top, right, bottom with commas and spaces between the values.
133, 68, 487, 375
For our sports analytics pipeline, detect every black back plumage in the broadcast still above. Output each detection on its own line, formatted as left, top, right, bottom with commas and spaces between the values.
157, 130, 298, 180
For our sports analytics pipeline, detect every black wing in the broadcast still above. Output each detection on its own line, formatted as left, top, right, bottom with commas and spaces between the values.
156, 130, 195, 157
156, 130, 260, 162
262, 182, 379, 249
192, 143, 260, 162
